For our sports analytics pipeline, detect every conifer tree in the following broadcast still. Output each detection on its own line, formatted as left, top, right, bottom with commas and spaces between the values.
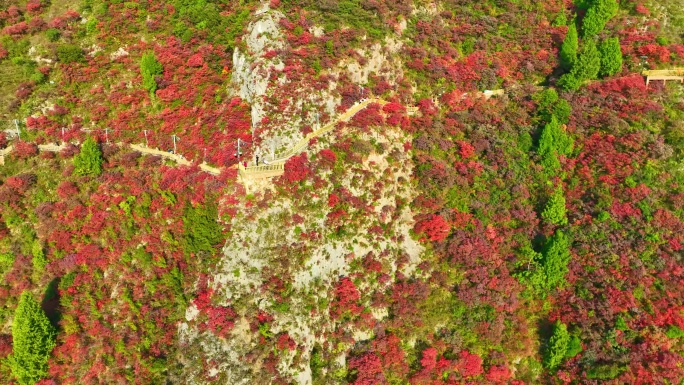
599, 37, 623, 77
560, 22, 578, 70
541, 230, 572, 291
73, 136, 103, 176
582, 0, 619, 37
542, 187, 568, 226
140, 52, 163, 93
8, 292, 56, 385
573, 38, 601, 81
544, 320, 570, 370
538, 115, 574, 158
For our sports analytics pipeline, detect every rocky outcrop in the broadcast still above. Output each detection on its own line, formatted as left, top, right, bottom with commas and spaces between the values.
230, 3, 285, 139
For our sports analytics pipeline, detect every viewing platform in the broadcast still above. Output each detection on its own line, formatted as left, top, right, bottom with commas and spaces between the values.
643, 68, 684, 86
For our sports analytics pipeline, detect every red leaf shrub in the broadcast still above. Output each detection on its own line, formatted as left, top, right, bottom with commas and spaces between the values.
317, 148, 337, 167
203, 305, 237, 339
486, 365, 512, 382
635, 4, 650, 15
458, 141, 475, 159
3, 21, 28, 35
283, 153, 309, 183
13, 141, 38, 159
419, 347, 438, 370
414, 214, 450, 241
26, 0, 43, 13
328, 193, 339, 207
187, 53, 204, 67
57, 181, 79, 199
638, 44, 671, 63
330, 277, 363, 319
371, 334, 409, 377
276, 333, 296, 351
0, 334, 11, 358
348, 353, 384, 385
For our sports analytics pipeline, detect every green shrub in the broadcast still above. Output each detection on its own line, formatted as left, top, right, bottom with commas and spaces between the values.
182, 202, 222, 254
615, 315, 629, 331
560, 22, 578, 70
45, 28, 61, 42
31, 240, 47, 271
553, 99, 572, 124
599, 37, 623, 77
140, 52, 163, 93
74, 136, 103, 176
533, 88, 559, 115
0, 252, 14, 275
558, 72, 582, 91
586, 363, 624, 379
8, 292, 57, 385
541, 187, 568, 226
56, 44, 85, 63
665, 325, 684, 339
544, 320, 570, 370
533, 88, 572, 124
565, 335, 583, 358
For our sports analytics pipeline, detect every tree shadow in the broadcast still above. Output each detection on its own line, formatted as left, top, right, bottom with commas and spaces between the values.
536, 317, 554, 360
41, 277, 62, 327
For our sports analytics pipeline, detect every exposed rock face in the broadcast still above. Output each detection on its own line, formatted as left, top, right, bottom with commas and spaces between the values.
179, 124, 423, 385
229, 4, 405, 164
230, 3, 285, 144
177, 5, 418, 384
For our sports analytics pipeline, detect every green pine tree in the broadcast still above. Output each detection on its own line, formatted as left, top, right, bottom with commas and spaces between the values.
140, 52, 163, 94
541, 230, 572, 291
8, 292, 57, 385
538, 115, 574, 158
73, 136, 103, 176
573, 38, 601, 81
582, 0, 619, 37
560, 22, 578, 71
599, 37, 623, 77
541, 187, 568, 226
544, 320, 570, 370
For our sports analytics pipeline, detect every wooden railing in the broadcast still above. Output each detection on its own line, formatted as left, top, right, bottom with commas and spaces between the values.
238, 162, 285, 179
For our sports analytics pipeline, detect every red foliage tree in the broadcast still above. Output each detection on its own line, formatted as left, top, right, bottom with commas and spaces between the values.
457, 350, 483, 378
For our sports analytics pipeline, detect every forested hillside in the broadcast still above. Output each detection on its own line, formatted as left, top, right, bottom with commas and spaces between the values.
1, 0, 684, 384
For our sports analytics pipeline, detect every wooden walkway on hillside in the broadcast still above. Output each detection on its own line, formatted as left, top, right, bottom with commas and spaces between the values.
239, 97, 388, 180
